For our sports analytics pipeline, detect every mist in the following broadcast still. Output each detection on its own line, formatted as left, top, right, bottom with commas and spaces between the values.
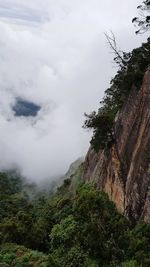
0, 0, 148, 181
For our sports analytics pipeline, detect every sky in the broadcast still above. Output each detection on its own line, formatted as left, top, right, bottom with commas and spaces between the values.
0, 0, 148, 182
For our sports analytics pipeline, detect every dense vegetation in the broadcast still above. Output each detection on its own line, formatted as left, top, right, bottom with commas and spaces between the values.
83, 38, 150, 151
0, 172, 150, 267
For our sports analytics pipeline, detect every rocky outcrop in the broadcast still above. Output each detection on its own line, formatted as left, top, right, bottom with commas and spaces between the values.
82, 69, 150, 223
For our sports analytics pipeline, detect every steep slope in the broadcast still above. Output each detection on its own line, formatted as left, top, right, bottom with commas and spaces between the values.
82, 69, 150, 223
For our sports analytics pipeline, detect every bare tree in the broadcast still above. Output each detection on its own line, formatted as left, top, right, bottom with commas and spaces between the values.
104, 31, 128, 68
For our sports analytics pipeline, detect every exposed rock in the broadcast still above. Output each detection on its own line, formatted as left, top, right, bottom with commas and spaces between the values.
82, 69, 150, 223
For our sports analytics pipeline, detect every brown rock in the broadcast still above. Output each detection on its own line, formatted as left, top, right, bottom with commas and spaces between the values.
82, 69, 150, 223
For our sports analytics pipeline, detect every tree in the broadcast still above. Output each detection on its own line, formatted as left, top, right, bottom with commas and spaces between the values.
83, 110, 115, 151
132, 0, 150, 34
104, 32, 130, 68
83, 37, 150, 152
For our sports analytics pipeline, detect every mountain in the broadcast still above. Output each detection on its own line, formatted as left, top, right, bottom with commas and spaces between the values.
82, 68, 150, 223
63, 157, 83, 180
1, 24, 150, 267
1, 73, 150, 267
13, 98, 41, 117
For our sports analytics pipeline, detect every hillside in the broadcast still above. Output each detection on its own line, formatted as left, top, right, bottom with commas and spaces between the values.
1, 28, 150, 267
82, 37, 150, 224
0, 172, 150, 267
82, 68, 150, 223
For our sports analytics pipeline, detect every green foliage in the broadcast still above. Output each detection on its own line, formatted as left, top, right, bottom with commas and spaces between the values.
83, 110, 115, 151
0, 173, 150, 267
50, 215, 76, 248
127, 222, 150, 266
121, 260, 140, 267
0, 243, 48, 267
0, 172, 22, 196
0, 173, 51, 252
83, 38, 150, 151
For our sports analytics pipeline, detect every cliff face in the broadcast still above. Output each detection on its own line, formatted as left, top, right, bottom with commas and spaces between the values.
82, 69, 150, 223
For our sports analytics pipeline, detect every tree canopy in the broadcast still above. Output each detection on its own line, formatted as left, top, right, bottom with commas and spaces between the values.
0, 172, 150, 266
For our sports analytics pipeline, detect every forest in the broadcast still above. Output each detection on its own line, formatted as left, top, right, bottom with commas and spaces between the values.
0, 171, 150, 267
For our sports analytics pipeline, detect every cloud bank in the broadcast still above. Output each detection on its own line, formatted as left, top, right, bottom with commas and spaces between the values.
0, 0, 147, 181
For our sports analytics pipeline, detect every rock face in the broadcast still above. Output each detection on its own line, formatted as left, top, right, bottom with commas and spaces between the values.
82, 69, 150, 223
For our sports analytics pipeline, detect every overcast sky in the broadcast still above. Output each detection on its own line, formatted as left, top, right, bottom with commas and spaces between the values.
0, 0, 148, 182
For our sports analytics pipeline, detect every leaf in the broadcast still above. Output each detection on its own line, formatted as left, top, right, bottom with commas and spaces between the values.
132, 17, 137, 23
135, 30, 140, 34
146, 15, 150, 22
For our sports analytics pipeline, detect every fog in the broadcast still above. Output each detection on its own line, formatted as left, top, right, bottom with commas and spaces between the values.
0, 0, 148, 181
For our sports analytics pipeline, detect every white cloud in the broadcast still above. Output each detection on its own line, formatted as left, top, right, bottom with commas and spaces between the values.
0, 0, 147, 181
